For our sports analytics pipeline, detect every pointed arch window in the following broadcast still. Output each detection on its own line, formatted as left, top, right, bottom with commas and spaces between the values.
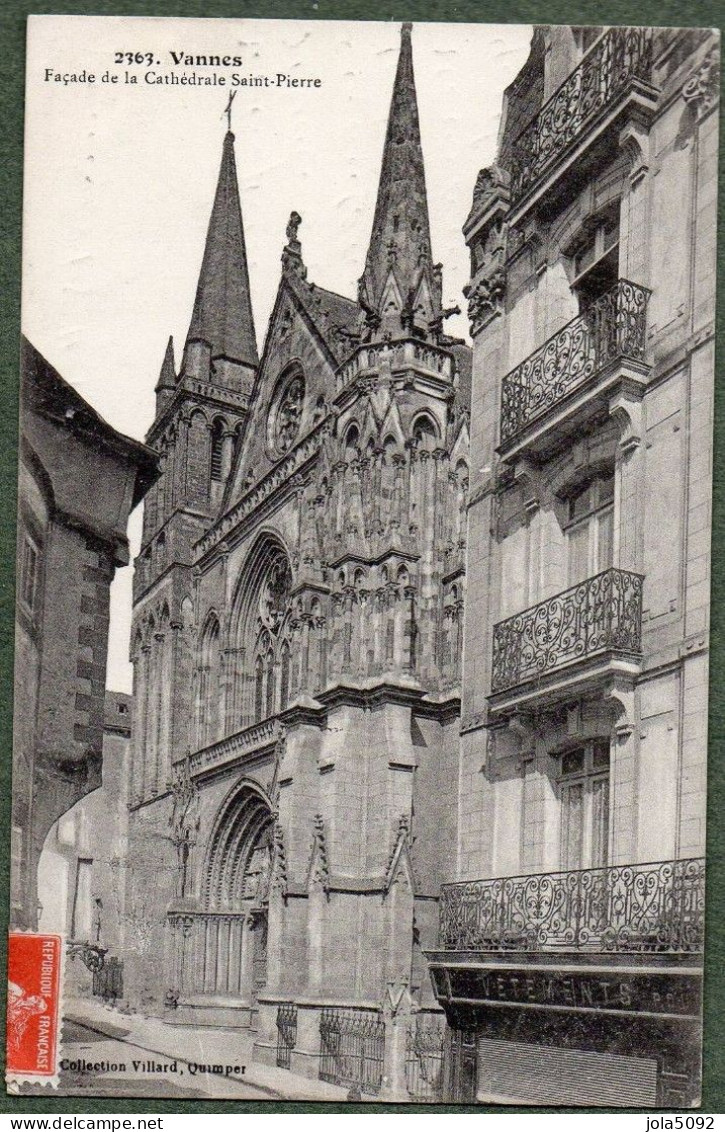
211, 420, 225, 482
233, 542, 294, 727
412, 414, 439, 452
455, 458, 469, 541
199, 615, 222, 745
308, 597, 324, 691
234, 423, 244, 468
279, 641, 291, 710
344, 425, 360, 463
381, 436, 398, 504
254, 655, 264, 723
265, 650, 276, 718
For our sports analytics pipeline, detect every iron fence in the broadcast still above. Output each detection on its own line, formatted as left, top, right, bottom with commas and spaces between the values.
491, 567, 643, 695
499, 280, 650, 447
276, 1002, 297, 1070
319, 1007, 385, 1095
510, 26, 654, 205
92, 956, 124, 1003
439, 858, 705, 954
405, 1015, 446, 1103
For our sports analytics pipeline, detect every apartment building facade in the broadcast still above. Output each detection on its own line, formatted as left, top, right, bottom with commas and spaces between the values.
427, 27, 718, 1107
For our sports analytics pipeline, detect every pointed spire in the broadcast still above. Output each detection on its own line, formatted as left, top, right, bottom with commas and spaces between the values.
186, 131, 258, 370
155, 335, 176, 393
359, 23, 442, 341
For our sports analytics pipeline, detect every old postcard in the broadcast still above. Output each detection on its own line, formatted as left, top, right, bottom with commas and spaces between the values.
9, 14, 719, 1103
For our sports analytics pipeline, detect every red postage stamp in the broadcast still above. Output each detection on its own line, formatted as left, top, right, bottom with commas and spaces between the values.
6, 933, 62, 1079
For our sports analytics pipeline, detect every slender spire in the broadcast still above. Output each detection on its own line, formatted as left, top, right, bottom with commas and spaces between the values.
186, 131, 258, 370
155, 335, 176, 393
358, 23, 441, 341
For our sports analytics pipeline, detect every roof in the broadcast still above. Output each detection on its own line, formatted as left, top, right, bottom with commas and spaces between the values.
104, 691, 133, 733
296, 280, 360, 363
21, 337, 159, 507
186, 131, 258, 368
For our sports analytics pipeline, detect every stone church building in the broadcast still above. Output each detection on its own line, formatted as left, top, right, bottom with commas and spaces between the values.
126, 24, 470, 1090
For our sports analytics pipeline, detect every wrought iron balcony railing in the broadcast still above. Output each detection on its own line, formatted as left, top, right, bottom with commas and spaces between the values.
510, 27, 654, 207
491, 567, 643, 696
500, 280, 650, 449
439, 858, 705, 954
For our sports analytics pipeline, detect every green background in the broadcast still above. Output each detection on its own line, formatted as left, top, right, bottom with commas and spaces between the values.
0, 0, 722, 1116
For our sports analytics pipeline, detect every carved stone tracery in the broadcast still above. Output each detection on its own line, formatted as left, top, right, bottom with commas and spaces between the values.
274, 374, 305, 454
466, 268, 507, 335
258, 558, 293, 635
464, 165, 509, 336
168, 755, 201, 898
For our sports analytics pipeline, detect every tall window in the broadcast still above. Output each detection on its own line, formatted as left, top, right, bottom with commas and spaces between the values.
572, 210, 620, 309
344, 425, 359, 463
254, 656, 264, 723
279, 642, 291, 710
381, 436, 397, 506
559, 740, 610, 871
265, 650, 275, 719
239, 545, 293, 726
565, 469, 614, 586
199, 616, 221, 745
210, 420, 224, 482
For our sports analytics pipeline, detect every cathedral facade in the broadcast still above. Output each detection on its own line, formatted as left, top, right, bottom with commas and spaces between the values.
126, 24, 469, 1092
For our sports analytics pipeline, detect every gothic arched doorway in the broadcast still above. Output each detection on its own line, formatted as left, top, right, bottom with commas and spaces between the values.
170, 783, 273, 1025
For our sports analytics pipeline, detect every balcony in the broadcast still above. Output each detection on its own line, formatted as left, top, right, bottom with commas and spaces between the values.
499, 280, 651, 461
335, 337, 454, 398
437, 859, 705, 956
178, 717, 282, 778
509, 27, 658, 221
490, 567, 643, 709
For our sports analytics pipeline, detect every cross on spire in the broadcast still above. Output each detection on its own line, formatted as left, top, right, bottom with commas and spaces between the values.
224, 89, 237, 132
